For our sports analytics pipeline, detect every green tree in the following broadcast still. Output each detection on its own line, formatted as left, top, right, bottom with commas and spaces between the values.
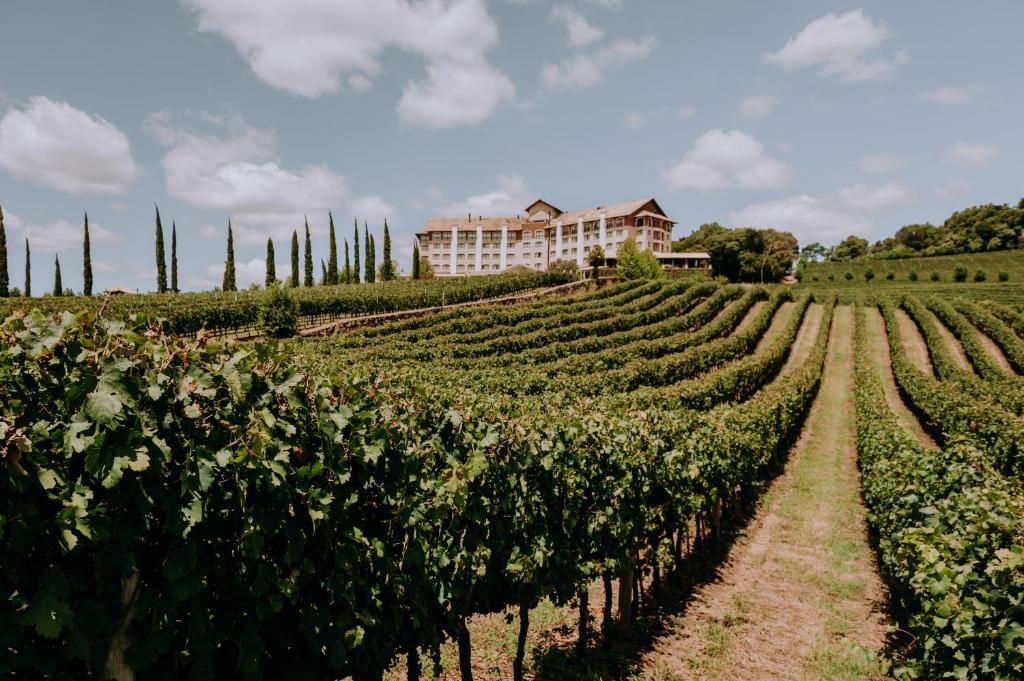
343, 239, 351, 283
265, 237, 276, 286
290, 230, 300, 287
363, 224, 372, 283
616, 238, 661, 280
0, 205, 8, 297
23, 238, 30, 297
155, 205, 168, 293
799, 242, 828, 263
53, 254, 63, 296
412, 241, 420, 279
369, 233, 377, 283
223, 221, 237, 292
327, 211, 338, 285
83, 212, 92, 296
831, 235, 869, 261
418, 255, 435, 279
379, 220, 397, 281
303, 219, 314, 287
171, 222, 179, 292
320, 259, 327, 285
353, 219, 361, 284
587, 244, 605, 283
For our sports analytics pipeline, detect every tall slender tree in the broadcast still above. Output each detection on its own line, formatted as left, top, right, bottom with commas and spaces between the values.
412, 241, 420, 280
53, 255, 62, 296
223, 221, 237, 291
343, 239, 351, 283
290, 230, 299, 287
380, 219, 396, 280
24, 238, 31, 297
155, 205, 167, 293
0, 205, 8, 297
327, 211, 339, 285
364, 223, 372, 283
265, 238, 276, 286
353, 219, 360, 284
320, 259, 327, 285
368, 232, 376, 283
303, 218, 314, 287
82, 212, 93, 296
171, 222, 178, 293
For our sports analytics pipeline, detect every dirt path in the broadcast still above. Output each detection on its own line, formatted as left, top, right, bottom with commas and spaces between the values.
732, 300, 769, 336
778, 303, 824, 378
924, 308, 973, 373
636, 306, 889, 681
863, 308, 937, 449
894, 309, 934, 378
748, 301, 796, 352
970, 322, 1015, 375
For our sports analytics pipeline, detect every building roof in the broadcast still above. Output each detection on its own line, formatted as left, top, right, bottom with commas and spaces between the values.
635, 210, 677, 223
553, 198, 664, 225
420, 216, 527, 233
525, 199, 562, 216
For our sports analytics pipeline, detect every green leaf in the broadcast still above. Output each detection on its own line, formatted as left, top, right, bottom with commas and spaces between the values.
85, 390, 122, 426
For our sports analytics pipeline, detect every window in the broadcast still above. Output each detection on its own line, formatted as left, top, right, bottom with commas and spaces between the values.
636, 217, 645, 227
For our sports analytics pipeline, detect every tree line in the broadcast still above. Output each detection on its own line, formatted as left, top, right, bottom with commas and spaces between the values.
0, 204, 413, 298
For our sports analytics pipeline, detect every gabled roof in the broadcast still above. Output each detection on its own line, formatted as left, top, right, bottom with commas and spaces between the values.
635, 210, 676, 223
554, 198, 666, 224
525, 199, 562, 216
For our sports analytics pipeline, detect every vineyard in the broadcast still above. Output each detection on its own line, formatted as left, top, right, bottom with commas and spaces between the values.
2, 277, 1023, 680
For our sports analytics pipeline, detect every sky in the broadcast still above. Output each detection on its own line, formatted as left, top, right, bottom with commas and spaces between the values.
0, 0, 1021, 293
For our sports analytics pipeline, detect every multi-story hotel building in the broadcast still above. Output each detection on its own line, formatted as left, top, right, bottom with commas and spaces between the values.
416, 197, 710, 276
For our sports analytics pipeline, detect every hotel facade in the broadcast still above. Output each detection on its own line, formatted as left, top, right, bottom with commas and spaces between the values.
415, 197, 710, 276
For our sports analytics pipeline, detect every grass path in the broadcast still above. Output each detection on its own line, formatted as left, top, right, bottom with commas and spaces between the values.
924, 308, 974, 372
635, 306, 890, 680
863, 308, 937, 449
894, 309, 934, 377
968, 320, 1016, 374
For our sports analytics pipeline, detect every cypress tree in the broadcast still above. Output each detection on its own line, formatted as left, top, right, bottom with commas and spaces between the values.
343, 239, 351, 284
412, 241, 420, 280
364, 223, 372, 283
82, 212, 92, 296
24, 238, 31, 298
155, 205, 167, 293
290, 230, 299, 287
303, 218, 314, 287
223, 221, 236, 291
327, 211, 338, 285
53, 255, 62, 297
353, 219, 360, 284
171, 222, 178, 293
320, 259, 327, 285
380, 219, 396, 280
265, 238, 276, 286
368, 233, 376, 283
0, 205, 8, 297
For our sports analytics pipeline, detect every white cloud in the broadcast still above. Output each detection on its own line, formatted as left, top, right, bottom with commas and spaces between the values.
144, 112, 349, 244
663, 129, 790, 192
0, 96, 138, 194
582, 0, 623, 8
624, 104, 694, 130
348, 195, 397, 227
193, 257, 284, 290
728, 181, 913, 243
763, 10, 907, 82
5, 211, 119, 253
934, 180, 969, 199
860, 153, 906, 173
945, 142, 996, 168
551, 5, 604, 47
437, 175, 534, 217
922, 85, 974, 106
183, 0, 515, 128
737, 94, 780, 119
541, 36, 656, 91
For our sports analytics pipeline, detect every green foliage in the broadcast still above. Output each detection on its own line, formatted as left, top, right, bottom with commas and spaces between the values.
930, 272, 941, 281
155, 206, 167, 294
674, 223, 796, 282
885, 272, 895, 280
844, 271, 853, 281
353, 219, 361, 284
380, 220, 396, 281
265, 238, 276, 287
222, 222, 236, 292
344, 239, 352, 284
52, 255, 62, 297
864, 268, 874, 282
974, 269, 987, 282
303, 220, 314, 287
24, 238, 30, 298
412, 242, 420, 280
171, 222, 179, 293
327, 212, 338, 285
259, 283, 298, 338
290, 230, 300, 287
832, 235, 869, 261
999, 271, 1010, 282
616, 238, 661, 280
0, 205, 9, 297
954, 264, 968, 282
418, 256, 434, 280
82, 213, 92, 297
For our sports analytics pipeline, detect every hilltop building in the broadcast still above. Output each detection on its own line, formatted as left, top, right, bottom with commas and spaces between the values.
415, 197, 710, 276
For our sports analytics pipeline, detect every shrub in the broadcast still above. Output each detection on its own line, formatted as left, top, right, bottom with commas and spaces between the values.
931, 272, 941, 281
885, 272, 895, 281
998, 271, 1009, 282
260, 284, 299, 338
909, 271, 918, 281
954, 264, 968, 282
844, 271, 853, 281
616, 238, 662, 280
974, 270, 987, 282
828, 273, 835, 281
864, 269, 875, 282
794, 269, 804, 282
548, 259, 578, 276
812, 275, 819, 282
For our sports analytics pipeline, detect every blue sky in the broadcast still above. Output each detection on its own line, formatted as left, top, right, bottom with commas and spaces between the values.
0, 0, 1021, 292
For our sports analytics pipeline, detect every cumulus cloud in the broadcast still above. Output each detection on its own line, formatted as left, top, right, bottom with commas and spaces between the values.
541, 36, 656, 91
860, 153, 906, 173
737, 94, 780, 119
763, 10, 907, 82
182, 0, 515, 128
922, 85, 974, 106
348, 195, 397, 227
192, 257, 284, 290
663, 129, 790, 192
0, 96, 138, 194
437, 175, 534, 217
5, 211, 119, 253
728, 181, 913, 243
145, 112, 349, 244
551, 5, 604, 47
945, 142, 996, 168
